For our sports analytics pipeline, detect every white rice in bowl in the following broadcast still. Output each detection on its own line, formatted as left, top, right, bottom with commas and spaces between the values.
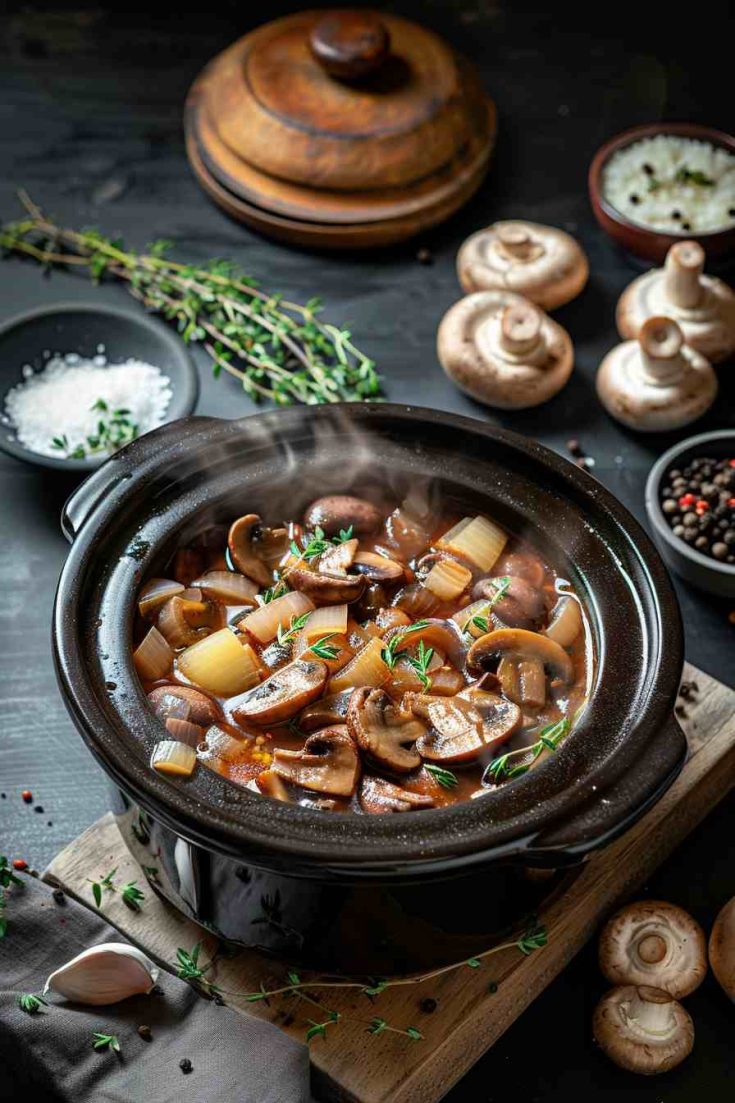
602, 134, 735, 234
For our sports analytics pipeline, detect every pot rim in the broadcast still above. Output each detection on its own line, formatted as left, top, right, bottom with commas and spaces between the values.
53, 404, 684, 876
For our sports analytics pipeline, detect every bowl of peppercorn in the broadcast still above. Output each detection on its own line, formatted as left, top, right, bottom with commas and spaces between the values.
646, 430, 735, 596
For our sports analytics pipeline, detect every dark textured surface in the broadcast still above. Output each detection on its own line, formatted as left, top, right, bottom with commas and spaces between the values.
0, 2, 733, 1099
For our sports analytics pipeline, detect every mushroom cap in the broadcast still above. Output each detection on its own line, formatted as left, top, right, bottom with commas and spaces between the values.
359, 776, 435, 814
303, 495, 383, 538
231, 658, 328, 726
599, 900, 707, 998
437, 291, 574, 410
596, 328, 717, 432
457, 220, 589, 310
272, 725, 360, 797
467, 627, 574, 683
346, 686, 424, 773
709, 896, 735, 1000
228, 514, 288, 587
617, 244, 735, 364
286, 563, 367, 605
472, 575, 545, 629
593, 985, 694, 1075
411, 687, 521, 764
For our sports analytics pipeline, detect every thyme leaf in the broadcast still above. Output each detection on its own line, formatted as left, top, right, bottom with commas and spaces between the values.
484, 716, 571, 783
277, 611, 311, 645
307, 633, 341, 660
18, 993, 47, 1015
121, 880, 145, 911
92, 1032, 121, 1053
424, 764, 458, 790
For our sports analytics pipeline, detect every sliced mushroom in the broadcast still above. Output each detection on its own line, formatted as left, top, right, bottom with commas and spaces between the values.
382, 618, 470, 673
709, 896, 735, 1001
598, 901, 707, 999
255, 770, 291, 802
544, 594, 583, 647
228, 514, 288, 587
468, 628, 574, 684
472, 576, 545, 628
231, 658, 328, 726
352, 551, 405, 583
411, 687, 521, 764
272, 726, 360, 797
157, 594, 222, 649
317, 538, 358, 575
298, 690, 354, 732
359, 776, 435, 814
593, 985, 694, 1075
287, 564, 366, 605
303, 495, 383, 538
148, 685, 221, 728
346, 687, 425, 773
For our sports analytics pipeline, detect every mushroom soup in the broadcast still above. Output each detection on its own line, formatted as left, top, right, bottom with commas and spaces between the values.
133, 493, 591, 813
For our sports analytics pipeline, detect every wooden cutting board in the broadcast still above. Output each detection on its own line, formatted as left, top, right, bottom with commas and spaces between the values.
45, 662, 735, 1103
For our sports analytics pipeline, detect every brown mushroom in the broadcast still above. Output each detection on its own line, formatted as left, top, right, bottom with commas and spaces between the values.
709, 896, 735, 1001
254, 770, 291, 802
148, 685, 221, 728
598, 901, 707, 999
317, 538, 358, 575
303, 495, 383, 538
617, 241, 735, 364
467, 627, 574, 683
382, 618, 470, 673
457, 221, 589, 310
472, 576, 545, 629
231, 658, 328, 726
592, 985, 694, 1075
298, 690, 354, 732
228, 514, 288, 587
286, 563, 367, 605
359, 776, 435, 814
438, 292, 574, 410
410, 687, 521, 764
544, 595, 583, 648
346, 687, 425, 773
596, 316, 717, 432
272, 726, 360, 797
352, 550, 405, 583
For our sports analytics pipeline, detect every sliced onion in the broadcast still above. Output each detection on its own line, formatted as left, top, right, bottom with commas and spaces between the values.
177, 628, 264, 696
138, 578, 184, 619
191, 571, 259, 606
238, 591, 314, 645
157, 596, 207, 648
134, 626, 173, 681
388, 648, 444, 692
438, 515, 507, 572
301, 604, 348, 642
164, 717, 205, 747
544, 595, 583, 648
423, 558, 473, 601
328, 636, 391, 693
451, 599, 492, 639
393, 582, 440, 619
151, 740, 197, 777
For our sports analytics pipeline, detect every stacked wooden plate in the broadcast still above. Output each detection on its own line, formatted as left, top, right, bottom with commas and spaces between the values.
184, 9, 497, 248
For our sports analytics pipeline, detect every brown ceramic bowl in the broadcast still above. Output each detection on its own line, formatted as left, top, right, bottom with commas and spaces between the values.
589, 122, 735, 264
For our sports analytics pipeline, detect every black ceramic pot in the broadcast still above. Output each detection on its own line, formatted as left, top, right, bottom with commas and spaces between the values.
54, 405, 685, 974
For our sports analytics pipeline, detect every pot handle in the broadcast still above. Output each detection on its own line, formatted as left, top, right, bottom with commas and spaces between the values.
529, 713, 688, 858
61, 461, 128, 543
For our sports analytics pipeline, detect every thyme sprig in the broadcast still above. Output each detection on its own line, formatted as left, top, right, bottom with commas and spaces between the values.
0, 856, 23, 939
276, 612, 311, 646
18, 993, 47, 1015
1, 192, 381, 406
424, 764, 458, 790
407, 639, 434, 691
92, 1032, 121, 1054
307, 633, 341, 661
381, 620, 430, 671
461, 576, 510, 635
484, 717, 571, 783
87, 866, 117, 908
87, 867, 145, 911
50, 399, 138, 460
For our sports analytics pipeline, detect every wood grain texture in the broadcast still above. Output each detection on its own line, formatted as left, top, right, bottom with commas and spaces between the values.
45, 662, 735, 1103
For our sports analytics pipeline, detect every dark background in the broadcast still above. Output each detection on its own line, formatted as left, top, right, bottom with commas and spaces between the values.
1, 1, 733, 1099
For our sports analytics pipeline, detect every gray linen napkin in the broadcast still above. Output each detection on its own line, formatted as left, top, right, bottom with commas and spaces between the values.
0, 875, 314, 1103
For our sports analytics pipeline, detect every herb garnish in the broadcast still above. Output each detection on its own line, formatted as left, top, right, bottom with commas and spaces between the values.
277, 612, 311, 646
460, 577, 510, 635
1, 193, 381, 406
407, 639, 434, 691
307, 633, 341, 661
675, 166, 715, 187
424, 764, 459, 790
92, 1033, 121, 1054
0, 856, 22, 939
484, 716, 571, 783
261, 578, 288, 604
88, 866, 117, 908
18, 993, 47, 1015
381, 620, 430, 670
51, 399, 138, 460
335, 526, 354, 544
121, 880, 145, 911
291, 526, 331, 562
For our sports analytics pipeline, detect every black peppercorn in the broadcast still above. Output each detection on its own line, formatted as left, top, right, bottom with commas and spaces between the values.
420, 997, 438, 1014
682, 221, 691, 231
138, 1025, 152, 1042
643, 163, 654, 175
179, 1058, 193, 1074
671, 210, 681, 220
52, 888, 66, 905
629, 194, 640, 205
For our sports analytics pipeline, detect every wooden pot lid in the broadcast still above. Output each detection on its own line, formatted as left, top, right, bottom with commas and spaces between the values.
184, 9, 496, 248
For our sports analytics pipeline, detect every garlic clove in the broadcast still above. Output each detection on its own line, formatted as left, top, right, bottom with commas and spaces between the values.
44, 942, 159, 1005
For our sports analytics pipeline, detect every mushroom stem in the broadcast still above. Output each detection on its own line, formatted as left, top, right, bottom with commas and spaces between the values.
496, 223, 536, 260
499, 302, 543, 357
664, 241, 705, 310
622, 987, 677, 1036
638, 317, 686, 385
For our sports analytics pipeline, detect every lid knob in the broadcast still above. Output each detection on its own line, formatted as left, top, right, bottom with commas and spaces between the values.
310, 10, 390, 81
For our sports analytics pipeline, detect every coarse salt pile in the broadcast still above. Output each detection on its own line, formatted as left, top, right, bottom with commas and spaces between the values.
602, 135, 735, 233
4, 350, 173, 458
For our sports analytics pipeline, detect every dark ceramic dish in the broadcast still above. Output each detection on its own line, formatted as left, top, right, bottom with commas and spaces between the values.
53, 406, 686, 974
646, 429, 735, 598
0, 302, 199, 471
589, 122, 735, 265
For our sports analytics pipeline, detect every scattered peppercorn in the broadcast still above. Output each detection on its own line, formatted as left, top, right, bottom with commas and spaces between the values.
643, 163, 654, 176
671, 210, 681, 220
660, 456, 735, 564
52, 888, 66, 905
487, 980, 499, 994
629, 194, 640, 204
21, 790, 32, 803
179, 1058, 193, 1074
1, 793, 6, 799
12, 859, 27, 871
416, 247, 433, 265
682, 221, 691, 231
34, 805, 44, 814
138, 1025, 153, 1041
420, 997, 438, 1014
